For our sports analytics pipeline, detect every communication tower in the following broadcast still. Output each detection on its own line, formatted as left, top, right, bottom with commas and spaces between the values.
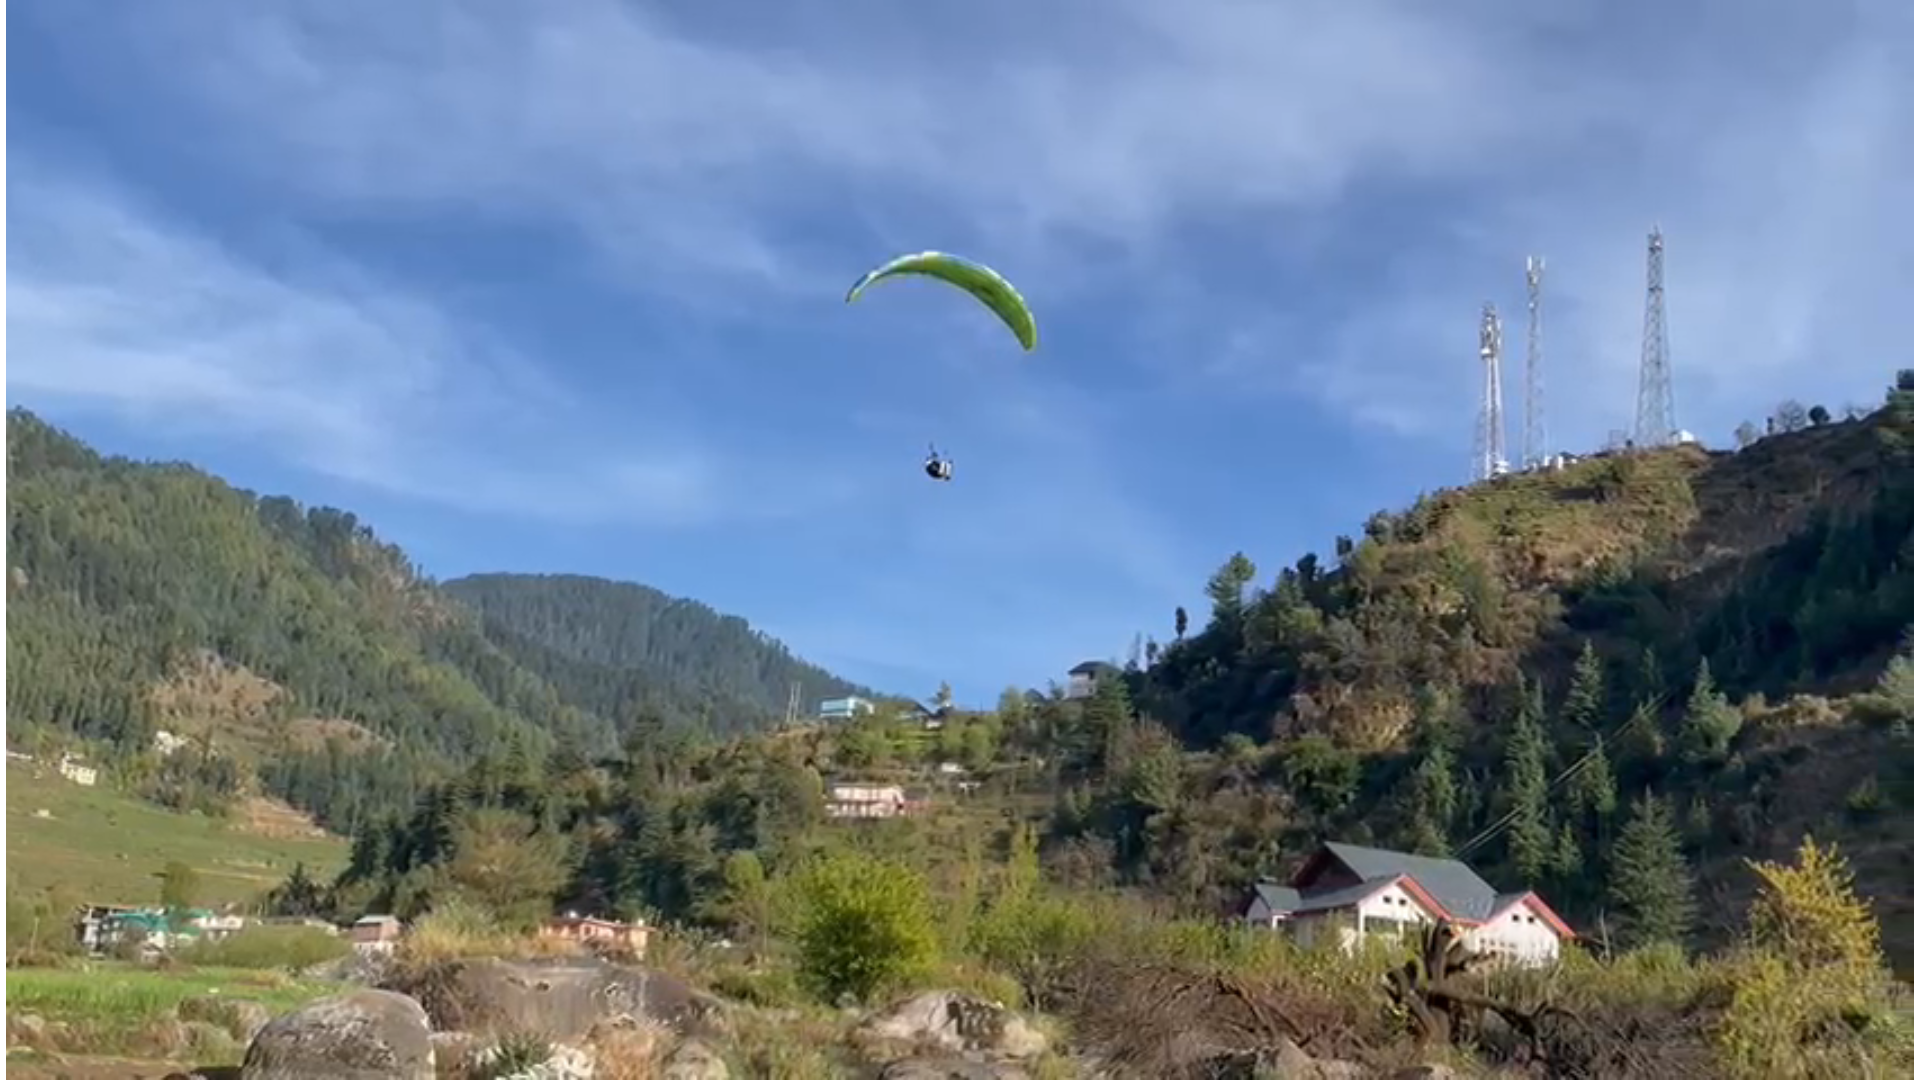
1523, 257, 1546, 469
1473, 302, 1508, 481
1634, 228, 1676, 448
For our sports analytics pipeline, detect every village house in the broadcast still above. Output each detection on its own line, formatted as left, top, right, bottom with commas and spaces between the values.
1241, 841, 1574, 968
57, 754, 98, 787
824, 782, 919, 819
1065, 660, 1120, 700
77, 906, 240, 954
346, 914, 403, 951
541, 912, 651, 956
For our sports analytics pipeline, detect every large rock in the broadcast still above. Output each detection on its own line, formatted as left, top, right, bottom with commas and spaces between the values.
879, 1059, 1031, 1080
661, 1037, 732, 1080
414, 957, 722, 1042
860, 991, 1048, 1060
1189, 1040, 1365, 1080
241, 989, 434, 1080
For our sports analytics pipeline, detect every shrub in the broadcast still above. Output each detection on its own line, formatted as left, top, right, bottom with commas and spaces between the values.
789, 851, 940, 1004
177, 926, 349, 972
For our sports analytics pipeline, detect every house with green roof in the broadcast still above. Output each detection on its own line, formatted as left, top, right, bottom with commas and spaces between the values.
1241, 841, 1574, 968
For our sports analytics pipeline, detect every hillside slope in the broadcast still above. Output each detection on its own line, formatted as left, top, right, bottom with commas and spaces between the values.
5, 759, 345, 908
1115, 378, 1913, 957
443, 573, 872, 737
4, 409, 869, 831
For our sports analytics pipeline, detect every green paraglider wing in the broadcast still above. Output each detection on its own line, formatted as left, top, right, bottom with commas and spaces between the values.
845, 251, 1037, 352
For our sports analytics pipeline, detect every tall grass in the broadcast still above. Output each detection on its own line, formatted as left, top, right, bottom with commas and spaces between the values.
6, 963, 333, 1035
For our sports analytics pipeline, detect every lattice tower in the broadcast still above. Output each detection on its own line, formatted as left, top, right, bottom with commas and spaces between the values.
1474, 302, 1507, 481
1523, 256, 1546, 468
1634, 228, 1676, 448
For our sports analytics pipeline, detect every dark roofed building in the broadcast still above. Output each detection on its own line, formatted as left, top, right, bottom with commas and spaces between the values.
1065, 660, 1120, 700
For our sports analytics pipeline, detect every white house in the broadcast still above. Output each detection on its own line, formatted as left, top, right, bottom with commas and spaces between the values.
825, 783, 913, 819
57, 754, 98, 787
1242, 841, 1574, 968
817, 696, 875, 722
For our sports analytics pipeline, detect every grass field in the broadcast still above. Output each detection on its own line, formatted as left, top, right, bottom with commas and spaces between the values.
6, 963, 335, 1027
5, 760, 347, 907
6, 962, 339, 1068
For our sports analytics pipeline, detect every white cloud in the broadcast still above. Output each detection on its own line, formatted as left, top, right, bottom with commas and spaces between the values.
4, 169, 826, 528
55, 0, 1903, 448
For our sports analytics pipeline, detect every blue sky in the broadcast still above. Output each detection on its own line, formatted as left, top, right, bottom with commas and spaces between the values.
8, 0, 1913, 705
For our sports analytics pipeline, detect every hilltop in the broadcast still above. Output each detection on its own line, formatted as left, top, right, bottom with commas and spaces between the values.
3, 409, 874, 836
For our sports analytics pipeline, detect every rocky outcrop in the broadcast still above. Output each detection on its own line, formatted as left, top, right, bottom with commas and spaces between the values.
858, 991, 1049, 1060
878, 1058, 1032, 1079
660, 1037, 732, 1080
403, 957, 723, 1042
241, 989, 434, 1080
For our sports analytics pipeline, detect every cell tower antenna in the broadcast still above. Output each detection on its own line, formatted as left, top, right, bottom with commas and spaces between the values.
1523, 256, 1546, 469
1634, 227, 1676, 448
1473, 302, 1507, 482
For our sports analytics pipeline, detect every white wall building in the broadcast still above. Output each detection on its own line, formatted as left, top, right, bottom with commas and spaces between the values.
1242, 841, 1574, 969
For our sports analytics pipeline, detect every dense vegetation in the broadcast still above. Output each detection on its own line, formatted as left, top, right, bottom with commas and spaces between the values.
442, 573, 865, 738
294, 375, 1912, 947
4, 408, 871, 834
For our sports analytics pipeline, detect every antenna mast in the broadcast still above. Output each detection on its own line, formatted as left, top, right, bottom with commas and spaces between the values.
1523, 256, 1545, 468
1473, 302, 1507, 481
1634, 227, 1676, 448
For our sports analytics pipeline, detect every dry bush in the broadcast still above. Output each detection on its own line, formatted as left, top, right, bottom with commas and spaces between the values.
584, 1017, 672, 1080
396, 899, 583, 973
1059, 955, 1387, 1076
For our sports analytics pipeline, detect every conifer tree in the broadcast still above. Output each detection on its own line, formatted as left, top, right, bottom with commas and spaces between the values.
1607, 791, 1696, 948
1503, 678, 1553, 884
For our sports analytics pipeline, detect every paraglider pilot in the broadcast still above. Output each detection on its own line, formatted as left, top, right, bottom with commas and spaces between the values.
924, 446, 954, 481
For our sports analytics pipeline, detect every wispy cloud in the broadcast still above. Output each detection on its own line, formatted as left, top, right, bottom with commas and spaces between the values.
8, 0, 1908, 698
51, 0, 1904, 445
5, 168, 814, 528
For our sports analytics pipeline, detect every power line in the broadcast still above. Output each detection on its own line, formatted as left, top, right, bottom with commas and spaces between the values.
1451, 686, 1677, 864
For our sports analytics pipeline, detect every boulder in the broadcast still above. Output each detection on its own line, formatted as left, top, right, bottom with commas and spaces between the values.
241, 989, 434, 1080
1189, 1040, 1364, 1080
859, 991, 1048, 1060
879, 1058, 1031, 1080
413, 957, 721, 1042
661, 1037, 732, 1080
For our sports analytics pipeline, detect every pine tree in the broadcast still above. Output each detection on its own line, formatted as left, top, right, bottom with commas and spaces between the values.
1563, 639, 1605, 733
1502, 678, 1553, 884
1403, 741, 1459, 857
1607, 792, 1696, 949
1679, 658, 1742, 764
1567, 735, 1618, 842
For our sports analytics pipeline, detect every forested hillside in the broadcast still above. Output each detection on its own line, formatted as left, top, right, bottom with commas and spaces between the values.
442, 573, 869, 736
318, 375, 1912, 973
3, 409, 871, 835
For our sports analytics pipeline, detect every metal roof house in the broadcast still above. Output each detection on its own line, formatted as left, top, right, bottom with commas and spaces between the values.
1065, 660, 1120, 700
1242, 841, 1575, 968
